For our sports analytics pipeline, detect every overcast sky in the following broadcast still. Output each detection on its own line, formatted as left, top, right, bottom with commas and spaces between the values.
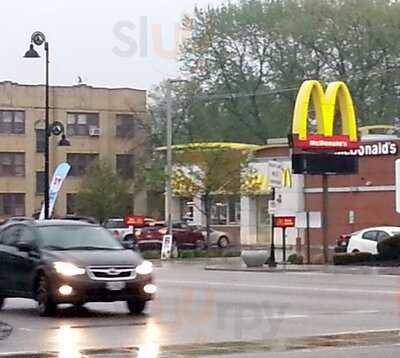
1, 0, 226, 90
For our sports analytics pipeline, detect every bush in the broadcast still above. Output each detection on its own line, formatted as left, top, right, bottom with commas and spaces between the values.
141, 250, 161, 260
287, 253, 304, 265
179, 250, 196, 259
377, 235, 400, 260
333, 252, 374, 265
222, 250, 241, 258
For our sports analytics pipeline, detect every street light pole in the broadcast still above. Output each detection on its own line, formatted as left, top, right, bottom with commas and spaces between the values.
25, 32, 70, 220
166, 81, 173, 236
44, 41, 50, 220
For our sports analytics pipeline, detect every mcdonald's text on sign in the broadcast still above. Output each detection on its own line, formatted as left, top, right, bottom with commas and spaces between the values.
290, 80, 360, 151
274, 216, 296, 228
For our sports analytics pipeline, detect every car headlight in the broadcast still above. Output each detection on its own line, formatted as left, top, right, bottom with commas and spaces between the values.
54, 262, 85, 276
136, 261, 153, 275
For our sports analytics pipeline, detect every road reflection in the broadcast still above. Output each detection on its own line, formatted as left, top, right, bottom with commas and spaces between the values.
137, 318, 161, 358
57, 325, 81, 358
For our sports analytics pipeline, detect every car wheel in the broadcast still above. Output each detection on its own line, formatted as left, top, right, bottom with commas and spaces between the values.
218, 236, 230, 248
0, 297, 4, 310
36, 275, 57, 317
352, 249, 360, 253
126, 299, 147, 315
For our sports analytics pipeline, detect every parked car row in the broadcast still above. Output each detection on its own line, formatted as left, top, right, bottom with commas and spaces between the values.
103, 218, 232, 251
335, 226, 400, 255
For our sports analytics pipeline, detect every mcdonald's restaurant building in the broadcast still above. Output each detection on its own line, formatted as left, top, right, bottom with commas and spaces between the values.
169, 134, 400, 258
244, 135, 400, 260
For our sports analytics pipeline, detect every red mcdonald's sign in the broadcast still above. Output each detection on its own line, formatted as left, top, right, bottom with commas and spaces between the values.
274, 216, 296, 228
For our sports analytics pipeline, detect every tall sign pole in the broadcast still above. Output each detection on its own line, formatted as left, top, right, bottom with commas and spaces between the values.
322, 174, 329, 264
267, 161, 282, 268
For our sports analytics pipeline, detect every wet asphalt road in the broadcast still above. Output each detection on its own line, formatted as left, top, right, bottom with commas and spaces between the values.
1, 260, 400, 357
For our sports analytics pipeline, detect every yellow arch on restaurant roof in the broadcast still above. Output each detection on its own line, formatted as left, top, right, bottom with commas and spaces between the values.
157, 142, 260, 152
292, 80, 358, 141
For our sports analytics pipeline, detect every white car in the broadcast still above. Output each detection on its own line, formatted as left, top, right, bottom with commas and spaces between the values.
104, 218, 155, 243
190, 225, 231, 248
346, 226, 400, 254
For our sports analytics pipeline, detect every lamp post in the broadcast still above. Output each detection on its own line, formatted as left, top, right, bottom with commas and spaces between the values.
165, 79, 188, 236
24, 32, 70, 220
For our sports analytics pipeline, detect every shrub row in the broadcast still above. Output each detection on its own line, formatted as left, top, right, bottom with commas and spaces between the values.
141, 249, 241, 260
333, 252, 375, 265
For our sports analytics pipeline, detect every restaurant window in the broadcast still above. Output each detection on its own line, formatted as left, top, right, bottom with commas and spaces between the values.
67, 113, 99, 136
67, 154, 98, 176
0, 111, 25, 134
211, 197, 240, 225
116, 154, 134, 179
0, 153, 25, 177
116, 114, 135, 138
0, 194, 25, 216
36, 129, 45, 153
36, 171, 45, 194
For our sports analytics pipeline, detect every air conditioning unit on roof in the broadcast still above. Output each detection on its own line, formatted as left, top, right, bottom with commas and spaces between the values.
89, 127, 101, 136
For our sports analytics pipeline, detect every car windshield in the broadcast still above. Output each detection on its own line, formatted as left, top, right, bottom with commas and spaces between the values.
37, 225, 123, 250
389, 231, 400, 236
104, 220, 128, 229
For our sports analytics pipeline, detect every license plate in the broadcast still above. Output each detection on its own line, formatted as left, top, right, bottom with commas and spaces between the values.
106, 281, 126, 291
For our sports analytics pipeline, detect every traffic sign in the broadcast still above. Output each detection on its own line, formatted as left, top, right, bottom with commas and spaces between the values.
274, 216, 296, 228
268, 161, 282, 188
161, 235, 173, 260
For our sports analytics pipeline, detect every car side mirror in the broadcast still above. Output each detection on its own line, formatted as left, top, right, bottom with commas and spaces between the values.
17, 241, 33, 252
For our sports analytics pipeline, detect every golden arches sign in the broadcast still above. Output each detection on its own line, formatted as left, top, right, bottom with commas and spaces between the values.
291, 80, 359, 150
281, 168, 293, 188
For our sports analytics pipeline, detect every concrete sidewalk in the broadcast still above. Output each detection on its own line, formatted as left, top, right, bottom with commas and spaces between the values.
204, 257, 400, 275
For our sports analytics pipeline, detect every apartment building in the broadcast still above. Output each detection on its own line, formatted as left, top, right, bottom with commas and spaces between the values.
0, 81, 148, 219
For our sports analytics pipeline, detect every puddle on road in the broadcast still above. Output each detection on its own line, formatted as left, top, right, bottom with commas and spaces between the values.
2, 329, 400, 357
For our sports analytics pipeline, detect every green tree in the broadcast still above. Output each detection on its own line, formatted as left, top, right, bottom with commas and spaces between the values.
150, 0, 400, 145
170, 144, 255, 246
75, 160, 132, 224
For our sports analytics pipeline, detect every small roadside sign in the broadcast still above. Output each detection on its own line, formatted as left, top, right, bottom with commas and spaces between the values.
124, 215, 145, 227
268, 161, 282, 188
161, 235, 173, 260
274, 216, 296, 228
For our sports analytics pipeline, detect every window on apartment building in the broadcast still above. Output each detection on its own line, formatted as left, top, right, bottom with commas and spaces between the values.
36, 129, 45, 153
36, 171, 45, 194
67, 113, 99, 136
0, 153, 25, 177
0, 111, 25, 134
116, 114, 135, 138
67, 154, 98, 176
67, 194, 77, 215
116, 154, 134, 179
0, 194, 25, 216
